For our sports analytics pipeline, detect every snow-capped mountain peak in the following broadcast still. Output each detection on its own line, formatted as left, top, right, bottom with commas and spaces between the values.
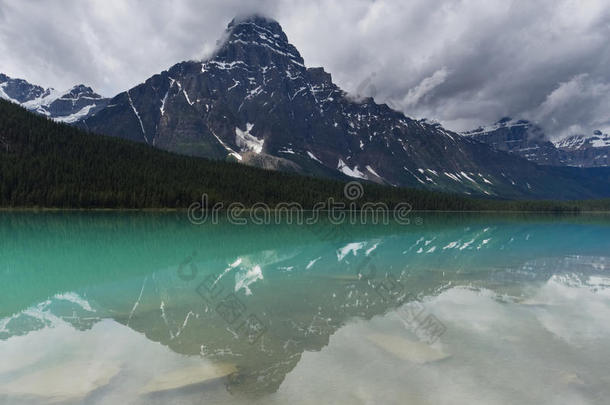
462, 117, 533, 136
464, 118, 610, 167
0, 73, 49, 104
221, 15, 304, 65
77, 15, 610, 199
554, 131, 610, 150
0, 74, 108, 122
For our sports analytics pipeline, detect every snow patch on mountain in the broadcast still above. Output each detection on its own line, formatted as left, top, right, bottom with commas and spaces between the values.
463, 117, 530, 136
0, 74, 108, 122
307, 151, 322, 163
366, 165, 381, 178
22, 89, 62, 115
235, 123, 264, 154
555, 132, 610, 149
337, 159, 367, 179
235, 265, 263, 296
337, 242, 365, 261
127, 90, 147, 143
211, 129, 243, 161
0, 83, 15, 102
55, 104, 95, 123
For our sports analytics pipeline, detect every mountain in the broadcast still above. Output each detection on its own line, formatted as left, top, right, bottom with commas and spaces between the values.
81, 15, 610, 199
461, 118, 563, 165
0, 73, 108, 122
553, 131, 610, 167
463, 118, 610, 168
4, 98, 610, 209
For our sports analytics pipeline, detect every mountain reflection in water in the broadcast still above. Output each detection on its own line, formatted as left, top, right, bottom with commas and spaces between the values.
1, 212, 609, 404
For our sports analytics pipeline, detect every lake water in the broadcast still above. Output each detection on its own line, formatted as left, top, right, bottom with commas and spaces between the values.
1, 212, 609, 404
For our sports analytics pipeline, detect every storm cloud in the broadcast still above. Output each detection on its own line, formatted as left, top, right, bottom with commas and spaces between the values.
1, 0, 609, 139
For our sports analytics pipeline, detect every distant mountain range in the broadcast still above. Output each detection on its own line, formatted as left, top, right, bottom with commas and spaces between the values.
2, 15, 609, 200
0, 73, 108, 122
463, 117, 610, 167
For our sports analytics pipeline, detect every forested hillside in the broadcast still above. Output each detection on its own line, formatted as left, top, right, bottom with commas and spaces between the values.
0, 99, 608, 212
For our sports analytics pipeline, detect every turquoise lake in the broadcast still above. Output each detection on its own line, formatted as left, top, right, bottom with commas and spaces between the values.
1, 212, 609, 404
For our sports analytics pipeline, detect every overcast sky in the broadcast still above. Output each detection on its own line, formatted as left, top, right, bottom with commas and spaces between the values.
1, 0, 609, 138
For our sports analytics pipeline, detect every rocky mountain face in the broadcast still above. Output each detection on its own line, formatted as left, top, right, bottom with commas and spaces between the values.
81, 16, 610, 200
0, 73, 108, 122
462, 118, 563, 165
554, 131, 610, 167
463, 118, 610, 168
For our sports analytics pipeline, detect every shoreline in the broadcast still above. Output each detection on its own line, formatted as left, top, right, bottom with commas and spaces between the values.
1, 207, 609, 214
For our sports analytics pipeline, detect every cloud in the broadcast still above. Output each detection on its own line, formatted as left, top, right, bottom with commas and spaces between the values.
402, 68, 449, 108
0, 0, 277, 96
531, 74, 610, 138
1, 0, 609, 139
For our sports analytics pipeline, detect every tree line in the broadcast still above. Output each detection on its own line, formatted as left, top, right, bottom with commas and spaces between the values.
0, 99, 608, 212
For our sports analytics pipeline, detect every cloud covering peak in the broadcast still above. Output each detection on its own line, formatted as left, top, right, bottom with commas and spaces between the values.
1, 0, 608, 139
